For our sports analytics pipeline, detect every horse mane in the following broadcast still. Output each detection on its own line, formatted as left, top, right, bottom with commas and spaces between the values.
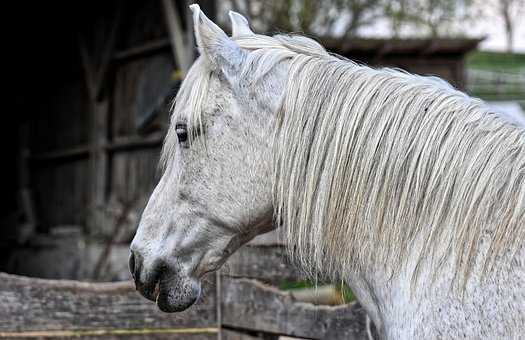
164, 32, 525, 284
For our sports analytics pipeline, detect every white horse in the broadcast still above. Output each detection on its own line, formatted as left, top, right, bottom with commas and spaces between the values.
130, 5, 525, 339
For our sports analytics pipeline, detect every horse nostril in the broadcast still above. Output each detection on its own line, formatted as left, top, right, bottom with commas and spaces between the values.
128, 251, 136, 279
133, 258, 164, 302
129, 250, 144, 287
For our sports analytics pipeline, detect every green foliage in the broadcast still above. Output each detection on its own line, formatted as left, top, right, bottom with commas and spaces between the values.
339, 284, 356, 303
466, 51, 525, 72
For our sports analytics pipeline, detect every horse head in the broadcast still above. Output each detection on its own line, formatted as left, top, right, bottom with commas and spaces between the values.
129, 5, 284, 312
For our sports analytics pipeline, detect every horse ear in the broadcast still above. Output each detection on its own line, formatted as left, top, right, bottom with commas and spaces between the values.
228, 11, 254, 37
190, 4, 246, 77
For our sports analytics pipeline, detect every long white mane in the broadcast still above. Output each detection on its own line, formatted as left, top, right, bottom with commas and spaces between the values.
164, 33, 525, 284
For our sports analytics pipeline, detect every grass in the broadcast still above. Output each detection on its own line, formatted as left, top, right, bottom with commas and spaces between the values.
466, 51, 525, 73
278, 280, 317, 290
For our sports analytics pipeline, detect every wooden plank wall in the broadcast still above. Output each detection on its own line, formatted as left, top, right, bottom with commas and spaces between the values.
28, 1, 174, 234
29, 73, 91, 230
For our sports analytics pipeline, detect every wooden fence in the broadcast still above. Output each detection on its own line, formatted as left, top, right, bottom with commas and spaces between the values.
0, 231, 372, 340
0, 273, 218, 339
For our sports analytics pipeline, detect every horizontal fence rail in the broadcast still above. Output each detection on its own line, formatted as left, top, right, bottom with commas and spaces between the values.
0, 273, 218, 339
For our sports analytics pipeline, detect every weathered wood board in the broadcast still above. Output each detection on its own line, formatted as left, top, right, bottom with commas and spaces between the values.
247, 229, 284, 247
0, 273, 218, 339
220, 277, 369, 340
222, 245, 304, 285
3, 332, 217, 340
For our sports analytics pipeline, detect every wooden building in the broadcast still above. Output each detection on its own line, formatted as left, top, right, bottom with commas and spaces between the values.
323, 37, 482, 89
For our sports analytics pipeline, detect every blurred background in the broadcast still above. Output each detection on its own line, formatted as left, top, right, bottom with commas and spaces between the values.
1, 0, 523, 282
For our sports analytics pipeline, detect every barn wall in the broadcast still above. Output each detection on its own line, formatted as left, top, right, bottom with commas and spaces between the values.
29, 62, 91, 229
28, 0, 173, 232
4, 0, 180, 280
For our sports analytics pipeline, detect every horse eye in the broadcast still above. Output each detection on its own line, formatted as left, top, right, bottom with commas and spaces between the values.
175, 123, 188, 144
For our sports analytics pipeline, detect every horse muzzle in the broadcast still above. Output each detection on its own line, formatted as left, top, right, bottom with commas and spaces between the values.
129, 250, 201, 313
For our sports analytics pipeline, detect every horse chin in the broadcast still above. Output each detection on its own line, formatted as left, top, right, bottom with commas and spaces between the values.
156, 276, 201, 313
